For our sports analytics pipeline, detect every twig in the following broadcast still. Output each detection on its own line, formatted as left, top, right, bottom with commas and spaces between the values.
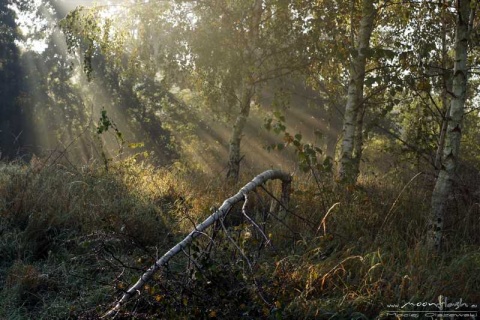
218, 210, 271, 307
242, 193, 271, 245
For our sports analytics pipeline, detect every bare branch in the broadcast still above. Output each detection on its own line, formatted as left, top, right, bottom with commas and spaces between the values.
103, 169, 292, 317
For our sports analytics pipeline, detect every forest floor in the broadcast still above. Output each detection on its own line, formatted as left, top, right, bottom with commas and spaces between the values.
0, 157, 479, 319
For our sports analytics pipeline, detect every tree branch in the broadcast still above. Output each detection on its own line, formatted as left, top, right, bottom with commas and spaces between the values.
103, 169, 292, 318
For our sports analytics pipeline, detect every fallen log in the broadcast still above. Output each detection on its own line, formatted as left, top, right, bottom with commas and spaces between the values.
104, 169, 292, 317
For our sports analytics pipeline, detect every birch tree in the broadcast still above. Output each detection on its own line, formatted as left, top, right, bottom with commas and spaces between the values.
226, 0, 262, 183
427, 0, 476, 252
167, 0, 308, 183
338, 0, 376, 184
434, 0, 453, 169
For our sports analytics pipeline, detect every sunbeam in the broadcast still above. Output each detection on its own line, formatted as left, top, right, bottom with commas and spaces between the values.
2, 1, 480, 319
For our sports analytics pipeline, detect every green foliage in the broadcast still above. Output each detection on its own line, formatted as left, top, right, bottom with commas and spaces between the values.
96, 108, 124, 143
94, 108, 125, 171
264, 112, 331, 174
59, 6, 125, 81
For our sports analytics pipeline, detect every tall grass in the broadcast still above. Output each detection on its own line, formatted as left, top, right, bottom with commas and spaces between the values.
0, 157, 479, 319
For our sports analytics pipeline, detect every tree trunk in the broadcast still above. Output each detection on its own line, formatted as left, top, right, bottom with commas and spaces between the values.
435, 106, 450, 169
226, 89, 252, 183
353, 102, 366, 179
324, 127, 338, 161
427, 0, 472, 252
323, 103, 341, 161
226, 0, 262, 183
434, 0, 451, 170
338, 0, 375, 184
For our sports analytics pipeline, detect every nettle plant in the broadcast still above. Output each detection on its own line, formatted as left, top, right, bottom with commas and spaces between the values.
95, 108, 125, 170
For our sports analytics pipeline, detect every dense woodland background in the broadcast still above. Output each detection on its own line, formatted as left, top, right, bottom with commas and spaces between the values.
1, 0, 480, 319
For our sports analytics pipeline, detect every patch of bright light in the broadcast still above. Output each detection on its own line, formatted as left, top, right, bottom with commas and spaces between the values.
8, 0, 50, 53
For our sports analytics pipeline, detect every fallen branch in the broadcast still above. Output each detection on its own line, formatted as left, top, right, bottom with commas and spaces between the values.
103, 169, 292, 317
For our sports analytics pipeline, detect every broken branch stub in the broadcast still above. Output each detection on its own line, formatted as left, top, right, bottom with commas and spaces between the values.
104, 169, 292, 317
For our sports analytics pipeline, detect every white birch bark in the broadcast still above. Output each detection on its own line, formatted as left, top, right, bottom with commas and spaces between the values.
427, 0, 472, 252
435, 0, 451, 170
435, 106, 450, 169
353, 103, 366, 179
226, 0, 263, 183
338, 0, 376, 183
227, 89, 252, 182
104, 169, 292, 317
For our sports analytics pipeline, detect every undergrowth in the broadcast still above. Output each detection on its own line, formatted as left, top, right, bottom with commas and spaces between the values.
0, 157, 479, 319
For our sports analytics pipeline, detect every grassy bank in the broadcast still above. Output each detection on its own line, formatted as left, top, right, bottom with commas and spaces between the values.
0, 158, 479, 319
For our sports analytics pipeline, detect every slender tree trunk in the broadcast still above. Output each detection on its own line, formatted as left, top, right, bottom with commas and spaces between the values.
435, 0, 451, 170
353, 102, 366, 178
338, 0, 375, 183
323, 101, 342, 161
227, 88, 252, 183
226, 0, 262, 183
324, 123, 338, 161
435, 105, 450, 169
427, 0, 472, 252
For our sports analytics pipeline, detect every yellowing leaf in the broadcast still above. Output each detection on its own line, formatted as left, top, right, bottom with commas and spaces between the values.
263, 307, 270, 316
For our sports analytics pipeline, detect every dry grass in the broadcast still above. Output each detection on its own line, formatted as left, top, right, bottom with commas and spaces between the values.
0, 157, 479, 319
